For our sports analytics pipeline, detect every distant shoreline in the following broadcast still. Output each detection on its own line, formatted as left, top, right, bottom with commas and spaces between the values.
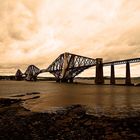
1, 76, 140, 86
1, 75, 140, 81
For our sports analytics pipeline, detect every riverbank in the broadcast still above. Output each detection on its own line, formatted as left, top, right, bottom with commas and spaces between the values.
0, 98, 140, 140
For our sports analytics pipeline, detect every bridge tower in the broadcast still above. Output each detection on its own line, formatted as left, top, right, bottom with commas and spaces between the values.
61, 52, 69, 82
61, 53, 75, 83
15, 69, 23, 80
25, 65, 40, 81
95, 58, 104, 84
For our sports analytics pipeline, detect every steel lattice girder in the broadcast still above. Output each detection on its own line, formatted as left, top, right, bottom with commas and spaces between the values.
103, 58, 140, 66
15, 69, 23, 77
25, 65, 40, 77
47, 52, 96, 79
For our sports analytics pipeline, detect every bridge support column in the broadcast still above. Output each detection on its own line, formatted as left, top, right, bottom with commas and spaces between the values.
95, 58, 104, 84
110, 64, 115, 85
60, 79, 68, 83
60, 53, 69, 83
60, 78, 73, 83
69, 78, 73, 83
125, 62, 131, 85
25, 74, 37, 81
56, 79, 60, 82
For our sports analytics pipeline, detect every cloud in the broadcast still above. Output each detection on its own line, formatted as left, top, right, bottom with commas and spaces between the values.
0, 0, 140, 76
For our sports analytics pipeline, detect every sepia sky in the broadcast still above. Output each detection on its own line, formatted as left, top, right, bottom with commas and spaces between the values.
0, 0, 140, 77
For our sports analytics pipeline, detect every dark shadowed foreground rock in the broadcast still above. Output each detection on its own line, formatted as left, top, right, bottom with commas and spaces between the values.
0, 98, 140, 140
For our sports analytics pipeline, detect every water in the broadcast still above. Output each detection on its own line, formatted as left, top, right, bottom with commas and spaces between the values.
0, 80, 140, 116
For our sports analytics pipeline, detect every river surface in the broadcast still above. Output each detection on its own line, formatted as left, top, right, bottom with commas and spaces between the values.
0, 80, 140, 117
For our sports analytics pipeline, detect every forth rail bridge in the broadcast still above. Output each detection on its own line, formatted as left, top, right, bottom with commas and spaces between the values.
15, 52, 140, 85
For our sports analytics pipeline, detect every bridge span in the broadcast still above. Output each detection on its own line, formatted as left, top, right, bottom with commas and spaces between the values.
15, 52, 140, 85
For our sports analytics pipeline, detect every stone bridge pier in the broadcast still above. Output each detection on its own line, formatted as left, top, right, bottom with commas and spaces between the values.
95, 59, 132, 85
95, 58, 104, 84
110, 64, 115, 85
125, 62, 131, 85
108, 62, 132, 85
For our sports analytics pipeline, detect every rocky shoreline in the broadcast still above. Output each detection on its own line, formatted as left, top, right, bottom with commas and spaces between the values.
0, 97, 140, 140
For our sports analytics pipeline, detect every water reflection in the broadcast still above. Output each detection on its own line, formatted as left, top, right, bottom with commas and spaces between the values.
125, 88, 132, 109
0, 81, 140, 116
22, 84, 140, 116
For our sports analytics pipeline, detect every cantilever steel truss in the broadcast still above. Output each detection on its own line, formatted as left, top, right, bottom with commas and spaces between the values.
15, 69, 23, 80
47, 52, 96, 80
24, 65, 40, 81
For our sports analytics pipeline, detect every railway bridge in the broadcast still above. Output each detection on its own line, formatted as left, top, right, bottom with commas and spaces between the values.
15, 52, 140, 85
